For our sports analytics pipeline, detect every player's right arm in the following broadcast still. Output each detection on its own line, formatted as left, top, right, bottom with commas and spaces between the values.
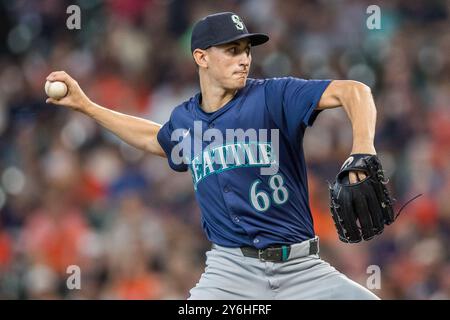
45, 71, 166, 158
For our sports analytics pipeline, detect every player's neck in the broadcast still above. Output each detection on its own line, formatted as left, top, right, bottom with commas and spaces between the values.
199, 76, 238, 113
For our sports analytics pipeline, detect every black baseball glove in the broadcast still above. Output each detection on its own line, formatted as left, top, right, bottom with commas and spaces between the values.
329, 154, 395, 243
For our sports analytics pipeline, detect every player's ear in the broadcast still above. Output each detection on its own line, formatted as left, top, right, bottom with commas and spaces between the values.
193, 49, 208, 69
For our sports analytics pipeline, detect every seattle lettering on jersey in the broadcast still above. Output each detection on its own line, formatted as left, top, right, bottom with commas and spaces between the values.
189, 142, 277, 189
170, 122, 281, 183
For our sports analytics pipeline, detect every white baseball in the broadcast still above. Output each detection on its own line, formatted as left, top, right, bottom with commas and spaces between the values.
45, 80, 68, 99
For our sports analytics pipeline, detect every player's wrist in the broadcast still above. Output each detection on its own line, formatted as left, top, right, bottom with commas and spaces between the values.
79, 98, 95, 114
350, 144, 376, 155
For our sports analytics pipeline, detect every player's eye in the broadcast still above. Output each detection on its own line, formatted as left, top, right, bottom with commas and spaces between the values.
228, 47, 238, 54
227, 45, 250, 56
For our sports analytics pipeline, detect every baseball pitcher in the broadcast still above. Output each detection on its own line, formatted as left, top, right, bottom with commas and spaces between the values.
45, 12, 396, 299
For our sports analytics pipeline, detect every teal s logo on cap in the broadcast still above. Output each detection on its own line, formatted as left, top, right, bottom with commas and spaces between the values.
231, 15, 244, 30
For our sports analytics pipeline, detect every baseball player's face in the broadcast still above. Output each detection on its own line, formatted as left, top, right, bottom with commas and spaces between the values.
206, 39, 252, 90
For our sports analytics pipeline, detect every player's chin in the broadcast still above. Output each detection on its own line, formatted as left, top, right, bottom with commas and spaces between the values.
231, 75, 248, 89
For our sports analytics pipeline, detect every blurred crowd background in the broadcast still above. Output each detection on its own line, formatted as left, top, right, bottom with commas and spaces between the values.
0, 0, 449, 299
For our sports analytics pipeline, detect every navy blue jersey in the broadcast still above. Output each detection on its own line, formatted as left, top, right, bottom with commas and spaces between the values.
157, 77, 331, 249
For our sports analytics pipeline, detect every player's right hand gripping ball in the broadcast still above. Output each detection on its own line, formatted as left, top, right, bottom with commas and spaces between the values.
329, 154, 395, 243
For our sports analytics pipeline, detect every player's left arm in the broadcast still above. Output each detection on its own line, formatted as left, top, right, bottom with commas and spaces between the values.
316, 80, 377, 183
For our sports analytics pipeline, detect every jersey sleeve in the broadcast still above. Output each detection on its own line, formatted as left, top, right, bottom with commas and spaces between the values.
157, 118, 189, 172
264, 77, 331, 142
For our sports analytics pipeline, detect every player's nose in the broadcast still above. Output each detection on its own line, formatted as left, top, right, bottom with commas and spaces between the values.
239, 53, 250, 68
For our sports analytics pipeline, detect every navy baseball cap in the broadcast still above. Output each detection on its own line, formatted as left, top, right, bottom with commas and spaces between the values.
191, 12, 269, 53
